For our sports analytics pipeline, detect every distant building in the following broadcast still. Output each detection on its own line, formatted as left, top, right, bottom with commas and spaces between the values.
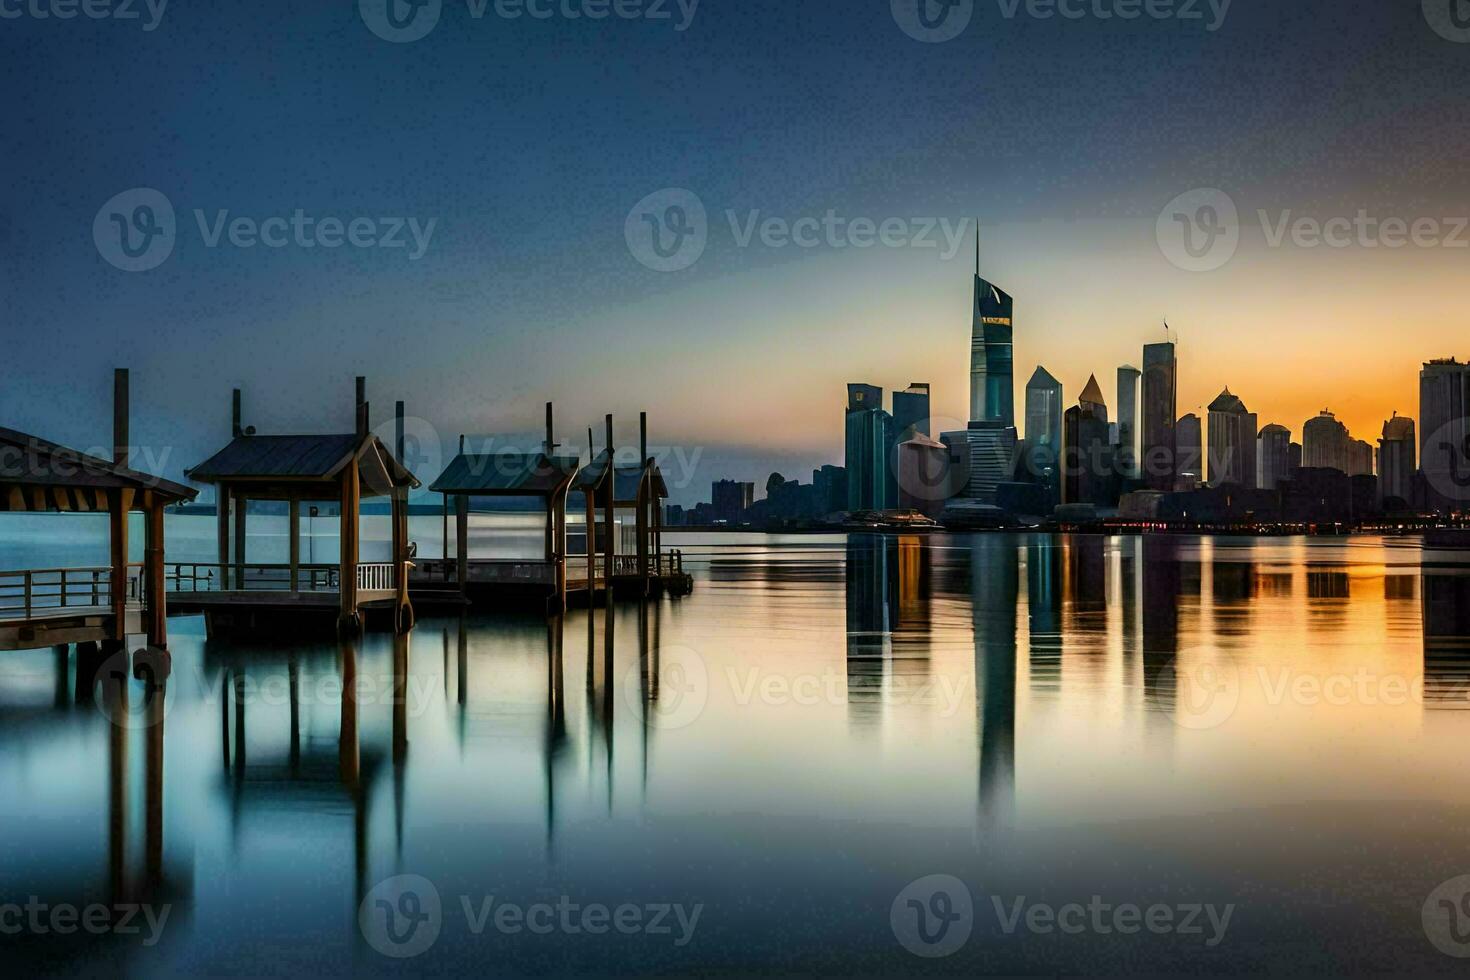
1141, 341, 1178, 490
1346, 438, 1374, 477
812, 464, 847, 515
1302, 409, 1349, 473
1206, 387, 1257, 488
1175, 413, 1202, 490
846, 383, 895, 510
1289, 440, 1303, 474
1024, 365, 1063, 490
664, 503, 687, 526
1420, 357, 1470, 512
711, 479, 754, 523
1257, 423, 1293, 490
892, 383, 931, 440
940, 423, 1018, 507
1078, 373, 1108, 424
1063, 383, 1115, 507
897, 432, 950, 518
1116, 364, 1141, 476
1378, 413, 1416, 507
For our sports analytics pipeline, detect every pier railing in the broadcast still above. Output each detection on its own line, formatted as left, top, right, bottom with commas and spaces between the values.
166, 562, 341, 593
0, 565, 145, 621
355, 562, 397, 593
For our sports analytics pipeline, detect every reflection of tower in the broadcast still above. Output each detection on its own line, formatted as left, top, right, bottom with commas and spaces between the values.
846, 536, 897, 722
1140, 536, 1182, 712
1422, 565, 1470, 705
1026, 536, 1062, 699
972, 536, 1017, 830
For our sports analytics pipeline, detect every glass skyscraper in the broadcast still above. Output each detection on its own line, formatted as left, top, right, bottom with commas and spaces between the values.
1141, 341, 1177, 490
971, 275, 1015, 426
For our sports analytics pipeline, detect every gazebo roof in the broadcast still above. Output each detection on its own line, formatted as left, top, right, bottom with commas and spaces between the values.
573, 450, 614, 491
0, 426, 197, 510
187, 433, 419, 495
429, 452, 579, 496
613, 463, 668, 504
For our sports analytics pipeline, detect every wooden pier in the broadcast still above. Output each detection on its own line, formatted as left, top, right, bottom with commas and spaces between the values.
411, 407, 691, 613
176, 378, 419, 640
0, 369, 196, 654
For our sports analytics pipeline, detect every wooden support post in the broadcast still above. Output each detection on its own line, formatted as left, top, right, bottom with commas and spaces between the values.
455, 494, 468, 594
584, 481, 597, 599
442, 492, 449, 569
113, 368, 129, 468
339, 464, 361, 636
603, 415, 615, 601
109, 488, 133, 642
216, 484, 230, 590
233, 491, 246, 587
288, 496, 300, 592
652, 496, 663, 573
553, 485, 568, 612
145, 497, 166, 647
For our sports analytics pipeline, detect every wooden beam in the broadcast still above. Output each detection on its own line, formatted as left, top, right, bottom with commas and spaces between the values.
145, 498, 166, 647
109, 487, 133, 641
339, 464, 360, 633
455, 494, 468, 593
233, 488, 247, 587
603, 415, 615, 599
288, 496, 300, 593
216, 484, 230, 590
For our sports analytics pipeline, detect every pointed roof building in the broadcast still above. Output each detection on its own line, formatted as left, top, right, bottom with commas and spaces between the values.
1078, 374, 1107, 423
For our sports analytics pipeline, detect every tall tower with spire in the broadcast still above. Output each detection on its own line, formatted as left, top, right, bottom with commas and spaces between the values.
969, 225, 1015, 427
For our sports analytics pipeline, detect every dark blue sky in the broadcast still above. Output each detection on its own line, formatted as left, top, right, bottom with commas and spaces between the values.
3, 1, 1467, 504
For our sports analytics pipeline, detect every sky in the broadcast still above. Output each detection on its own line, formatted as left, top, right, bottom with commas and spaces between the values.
2, 1, 1468, 505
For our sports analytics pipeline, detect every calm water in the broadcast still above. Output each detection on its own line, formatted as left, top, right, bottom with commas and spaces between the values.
5, 530, 1470, 975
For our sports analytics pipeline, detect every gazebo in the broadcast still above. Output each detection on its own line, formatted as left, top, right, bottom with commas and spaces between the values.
0, 369, 196, 655
180, 378, 419, 637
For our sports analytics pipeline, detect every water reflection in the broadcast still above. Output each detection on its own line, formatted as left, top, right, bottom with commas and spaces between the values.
9, 534, 1470, 974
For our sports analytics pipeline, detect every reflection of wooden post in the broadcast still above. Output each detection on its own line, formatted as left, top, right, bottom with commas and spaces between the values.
145, 497, 166, 647
216, 484, 230, 590
141, 662, 166, 891
603, 416, 615, 599
339, 463, 361, 635
107, 667, 127, 904
288, 496, 300, 592
109, 488, 133, 641
340, 643, 360, 789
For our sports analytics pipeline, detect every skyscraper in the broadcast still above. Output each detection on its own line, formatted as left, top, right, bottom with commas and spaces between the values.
1078, 374, 1108, 424
1141, 341, 1177, 490
1346, 438, 1374, 477
1116, 364, 1141, 476
1175, 412, 1202, 490
892, 383, 932, 440
1377, 413, 1416, 506
845, 383, 895, 511
970, 241, 1015, 427
1024, 366, 1063, 450
1420, 357, 1470, 512
1302, 409, 1349, 473
1257, 423, 1293, 490
1206, 387, 1257, 488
